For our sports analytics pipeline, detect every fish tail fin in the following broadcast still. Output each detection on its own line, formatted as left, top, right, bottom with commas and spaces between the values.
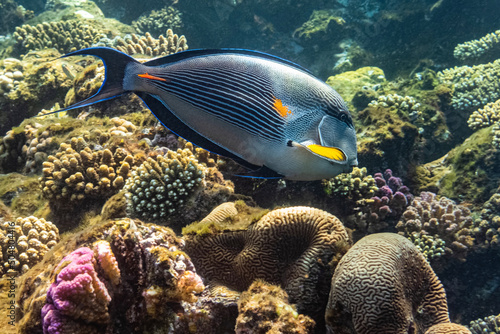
56, 47, 139, 113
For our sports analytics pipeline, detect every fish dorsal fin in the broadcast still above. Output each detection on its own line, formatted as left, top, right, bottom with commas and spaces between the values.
144, 48, 311, 74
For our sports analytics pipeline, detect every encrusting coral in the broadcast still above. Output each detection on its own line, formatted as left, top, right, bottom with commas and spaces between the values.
184, 206, 350, 320
132, 7, 183, 37
124, 148, 205, 221
454, 29, 500, 61
325, 233, 450, 334
396, 192, 474, 264
235, 280, 315, 334
113, 29, 188, 57
13, 20, 106, 55
0, 216, 59, 276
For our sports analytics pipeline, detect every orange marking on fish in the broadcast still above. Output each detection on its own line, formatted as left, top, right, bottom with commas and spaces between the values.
138, 73, 167, 82
273, 97, 293, 118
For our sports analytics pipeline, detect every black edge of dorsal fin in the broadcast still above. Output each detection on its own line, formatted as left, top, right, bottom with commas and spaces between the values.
137, 92, 263, 172
143, 48, 312, 75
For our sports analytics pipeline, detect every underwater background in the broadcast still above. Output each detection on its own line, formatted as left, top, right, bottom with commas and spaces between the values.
0, 0, 500, 333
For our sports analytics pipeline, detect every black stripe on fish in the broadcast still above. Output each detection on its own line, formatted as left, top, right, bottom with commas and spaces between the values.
138, 92, 265, 172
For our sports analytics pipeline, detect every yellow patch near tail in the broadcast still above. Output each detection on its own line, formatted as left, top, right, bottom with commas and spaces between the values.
307, 144, 346, 161
138, 73, 167, 82
273, 97, 293, 118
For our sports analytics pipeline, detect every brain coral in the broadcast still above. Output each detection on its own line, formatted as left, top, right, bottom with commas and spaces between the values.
13, 20, 105, 55
184, 206, 350, 319
124, 148, 205, 220
326, 233, 449, 334
396, 192, 474, 264
0, 216, 59, 276
425, 323, 472, 334
235, 280, 315, 334
40, 137, 134, 204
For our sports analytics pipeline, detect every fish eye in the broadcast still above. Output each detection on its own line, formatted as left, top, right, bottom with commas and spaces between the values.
339, 113, 347, 122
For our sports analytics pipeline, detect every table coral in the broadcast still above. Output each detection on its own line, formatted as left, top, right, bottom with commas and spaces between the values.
0, 216, 59, 276
13, 20, 106, 55
124, 148, 205, 221
113, 29, 188, 57
326, 233, 449, 334
184, 206, 350, 320
132, 6, 183, 37
235, 280, 315, 334
454, 29, 500, 61
40, 137, 134, 204
396, 192, 474, 264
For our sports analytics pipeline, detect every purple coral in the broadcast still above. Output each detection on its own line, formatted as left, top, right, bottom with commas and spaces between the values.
41, 247, 112, 334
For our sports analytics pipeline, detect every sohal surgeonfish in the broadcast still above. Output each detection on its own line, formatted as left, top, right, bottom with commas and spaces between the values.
57, 47, 358, 180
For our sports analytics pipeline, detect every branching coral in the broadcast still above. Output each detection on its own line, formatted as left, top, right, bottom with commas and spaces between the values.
0, 216, 59, 276
326, 233, 450, 334
396, 192, 474, 264
0, 57, 24, 95
468, 99, 500, 130
468, 314, 500, 334
184, 206, 350, 319
323, 167, 378, 204
368, 93, 422, 121
114, 29, 188, 57
437, 60, 500, 114
454, 29, 500, 61
235, 280, 315, 334
472, 192, 500, 251
40, 137, 134, 204
13, 20, 106, 55
132, 7, 183, 37
124, 149, 205, 220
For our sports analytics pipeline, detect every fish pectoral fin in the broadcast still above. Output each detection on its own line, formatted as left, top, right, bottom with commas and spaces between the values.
293, 141, 347, 162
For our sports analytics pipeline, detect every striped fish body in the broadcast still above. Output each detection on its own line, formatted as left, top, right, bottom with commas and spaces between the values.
60, 48, 358, 181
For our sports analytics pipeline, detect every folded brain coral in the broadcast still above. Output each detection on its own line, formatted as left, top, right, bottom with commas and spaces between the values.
184, 206, 350, 318
0, 216, 59, 276
13, 20, 105, 55
235, 280, 315, 334
326, 233, 449, 334
425, 323, 472, 334
124, 149, 205, 220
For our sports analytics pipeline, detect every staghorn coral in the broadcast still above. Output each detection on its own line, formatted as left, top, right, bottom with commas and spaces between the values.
0, 216, 59, 276
235, 280, 315, 334
132, 7, 183, 37
468, 99, 500, 130
184, 206, 350, 320
396, 192, 474, 264
40, 137, 134, 205
425, 323, 472, 334
124, 148, 205, 221
468, 314, 500, 334
323, 167, 378, 204
437, 60, 500, 114
114, 29, 188, 57
13, 20, 106, 55
454, 29, 500, 61
325, 233, 449, 334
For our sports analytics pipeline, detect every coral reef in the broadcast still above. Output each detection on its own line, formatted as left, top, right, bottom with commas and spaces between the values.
293, 9, 346, 45
0, 0, 33, 35
132, 7, 183, 37
0, 216, 59, 276
184, 206, 350, 320
468, 314, 500, 334
346, 169, 413, 241
40, 137, 134, 205
235, 280, 315, 334
113, 29, 188, 57
12, 20, 106, 55
326, 233, 449, 334
396, 192, 474, 265
437, 60, 500, 114
454, 29, 500, 61
425, 323, 472, 334
124, 148, 205, 221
